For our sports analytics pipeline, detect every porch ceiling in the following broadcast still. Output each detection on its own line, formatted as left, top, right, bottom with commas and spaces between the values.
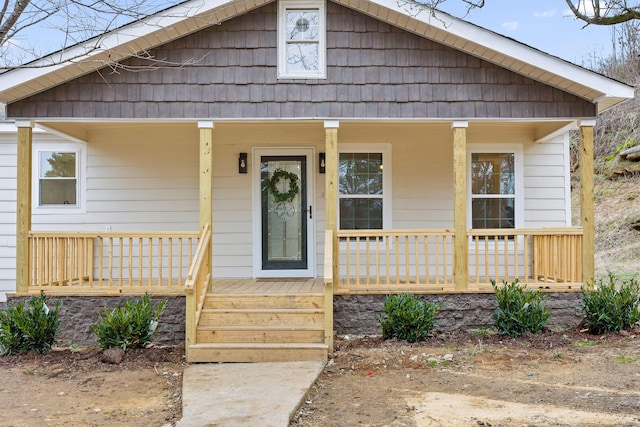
35, 118, 576, 144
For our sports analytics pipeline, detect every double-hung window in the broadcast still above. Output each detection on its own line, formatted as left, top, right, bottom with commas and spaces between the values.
33, 142, 85, 213
468, 144, 522, 230
278, 0, 326, 79
338, 144, 391, 232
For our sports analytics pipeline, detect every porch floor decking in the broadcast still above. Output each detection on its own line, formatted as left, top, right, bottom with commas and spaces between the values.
210, 278, 325, 295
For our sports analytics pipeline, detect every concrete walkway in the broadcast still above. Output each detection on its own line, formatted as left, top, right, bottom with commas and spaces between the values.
176, 361, 325, 427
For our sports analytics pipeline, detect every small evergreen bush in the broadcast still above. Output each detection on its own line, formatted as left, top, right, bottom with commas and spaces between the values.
581, 274, 640, 335
379, 294, 440, 343
0, 293, 61, 355
492, 279, 549, 337
92, 293, 166, 350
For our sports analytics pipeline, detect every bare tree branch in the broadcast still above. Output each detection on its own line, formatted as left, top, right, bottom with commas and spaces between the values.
566, 1, 640, 26
0, 0, 178, 69
0, 0, 32, 44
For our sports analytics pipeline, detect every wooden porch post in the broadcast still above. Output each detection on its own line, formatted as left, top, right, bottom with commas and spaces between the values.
579, 120, 596, 284
198, 121, 214, 232
452, 121, 469, 290
198, 121, 214, 279
16, 121, 33, 293
324, 121, 339, 287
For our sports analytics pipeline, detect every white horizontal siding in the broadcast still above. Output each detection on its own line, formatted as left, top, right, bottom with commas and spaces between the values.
33, 128, 200, 231
523, 134, 570, 227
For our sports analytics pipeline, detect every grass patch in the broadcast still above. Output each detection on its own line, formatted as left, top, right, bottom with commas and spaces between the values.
468, 327, 493, 335
614, 355, 638, 364
23, 367, 45, 376
442, 343, 462, 351
572, 340, 600, 347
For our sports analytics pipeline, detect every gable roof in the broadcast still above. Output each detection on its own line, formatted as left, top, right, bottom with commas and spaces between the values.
0, 0, 633, 112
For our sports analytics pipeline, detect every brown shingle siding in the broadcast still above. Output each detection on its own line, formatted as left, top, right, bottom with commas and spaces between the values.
7, 1, 595, 120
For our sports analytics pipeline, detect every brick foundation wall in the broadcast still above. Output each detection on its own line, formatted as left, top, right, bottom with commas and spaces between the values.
334, 293, 584, 336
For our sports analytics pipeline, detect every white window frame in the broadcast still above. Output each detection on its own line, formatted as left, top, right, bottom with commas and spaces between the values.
467, 143, 524, 230
277, 0, 327, 79
32, 142, 86, 214
338, 143, 392, 237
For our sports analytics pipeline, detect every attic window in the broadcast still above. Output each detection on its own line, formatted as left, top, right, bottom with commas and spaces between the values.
278, 0, 326, 79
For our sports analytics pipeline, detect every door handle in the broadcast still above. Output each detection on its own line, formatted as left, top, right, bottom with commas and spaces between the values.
307, 205, 313, 219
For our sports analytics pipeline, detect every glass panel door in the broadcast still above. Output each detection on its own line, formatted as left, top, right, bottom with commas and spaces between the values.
261, 155, 307, 270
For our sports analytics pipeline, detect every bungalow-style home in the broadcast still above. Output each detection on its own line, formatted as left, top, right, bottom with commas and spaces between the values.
0, 0, 634, 362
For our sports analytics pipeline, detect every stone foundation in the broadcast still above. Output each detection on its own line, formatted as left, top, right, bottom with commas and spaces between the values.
3, 292, 584, 347
334, 292, 584, 336
6, 295, 185, 347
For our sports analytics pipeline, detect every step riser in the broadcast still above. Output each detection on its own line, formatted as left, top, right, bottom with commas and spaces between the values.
187, 347, 328, 363
205, 295, 323, 309
196, 329, 324, 344
193, 293, 328, 362
199, 311, 324, 327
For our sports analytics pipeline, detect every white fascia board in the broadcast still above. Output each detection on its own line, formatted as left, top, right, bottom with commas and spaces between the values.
0, 121, 48, 134
0, 0, 260, 101
355, 0, 634, 102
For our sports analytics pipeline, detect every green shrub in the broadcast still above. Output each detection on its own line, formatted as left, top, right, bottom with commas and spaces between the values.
581, 274, 640, 335
492, 279, 549, 337
0, 294, 61, 355
379, 294, 440, 343
92, 293, 166, 350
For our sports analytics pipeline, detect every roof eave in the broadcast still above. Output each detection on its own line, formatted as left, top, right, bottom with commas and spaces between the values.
0, 0, 270, 103
0, 0, 634, 111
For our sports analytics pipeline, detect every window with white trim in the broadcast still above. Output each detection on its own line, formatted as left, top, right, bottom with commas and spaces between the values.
468, 145, 522, 230
338, 144, 391, 231
278, 0, 326, 79
33, 143, 85, 212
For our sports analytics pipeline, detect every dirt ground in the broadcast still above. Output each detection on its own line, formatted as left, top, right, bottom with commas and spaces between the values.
1, 327, 639, 426
293, 326, 640, 427
0, 345, 184, 427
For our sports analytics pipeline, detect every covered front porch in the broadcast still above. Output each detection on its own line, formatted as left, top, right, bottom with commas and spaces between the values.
12, 119, 596, 362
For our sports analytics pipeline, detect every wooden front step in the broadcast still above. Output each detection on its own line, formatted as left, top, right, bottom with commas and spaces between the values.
191, 291, 328, 362
196, 325, 324, 343
187, 343, 329, 363
199, 308, 324, 326
204, 294, 323, 309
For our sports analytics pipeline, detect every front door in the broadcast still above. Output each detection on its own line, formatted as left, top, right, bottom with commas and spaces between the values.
253, 149, 315, 277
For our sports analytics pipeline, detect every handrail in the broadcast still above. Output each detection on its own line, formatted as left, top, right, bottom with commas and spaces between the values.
186, 225, 211, 283
469, 227, 583, 236
185, 224, 212, 357
29, 231, 199, 238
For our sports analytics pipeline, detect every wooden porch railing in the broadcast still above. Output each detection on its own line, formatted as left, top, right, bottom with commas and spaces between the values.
335, 229, 456, 292
28, 230, 200, 294
184, 224, 212, 353
334, 228, 583, 293
468, 228, 583, 289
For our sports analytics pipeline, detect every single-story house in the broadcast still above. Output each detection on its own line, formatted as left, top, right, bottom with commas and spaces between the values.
0, 0, 634, 362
